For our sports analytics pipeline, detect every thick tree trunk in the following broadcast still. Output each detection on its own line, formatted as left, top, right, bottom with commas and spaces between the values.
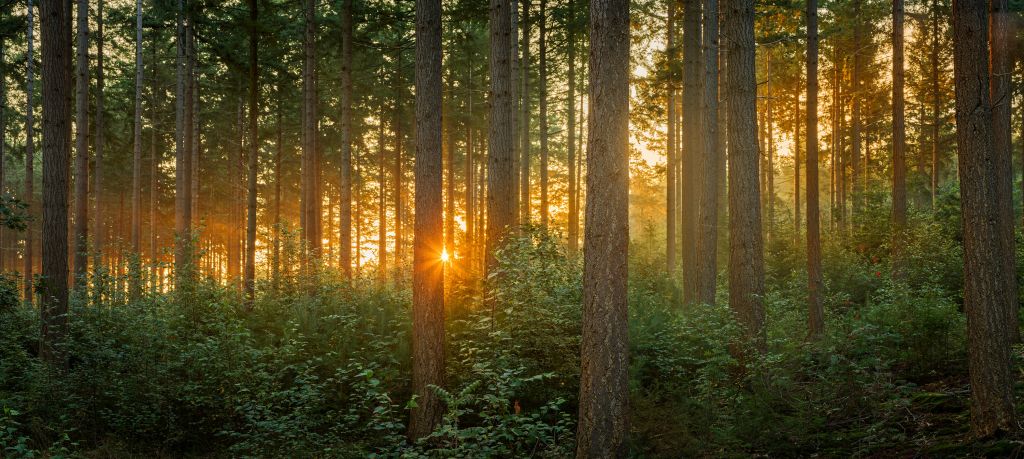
726, 0, 765, 348
174, 0, 193, 287
990, 0, 1018, 343
23, 0, 34, 304
806, 0, 824, 339
680, 0, 701, 305
302, 0, 321, 262
952, 0, 1018, 438
487, 0, 516, 272
244, 0, 258, 305
72, 0, 89, 288
130, 0, 143, 300
409, 0, 446, 438
576, 0, 630, 452
339, 0, 353, 279
39, 0, 72, 368
695, 0, 720, 305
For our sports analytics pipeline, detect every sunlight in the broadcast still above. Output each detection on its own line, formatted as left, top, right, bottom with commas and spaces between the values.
440, 249, 450, 263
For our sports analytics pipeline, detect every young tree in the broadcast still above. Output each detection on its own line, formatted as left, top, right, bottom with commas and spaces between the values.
244, 0, 258, 305
694, 0, 719, 305
806, 0, 823, 339
409, 0, 445, 438
339, 0, 354, 279
486, 0, 516, 272
576, 0, 630, 452
72, 0, 89, 288
39, 0, 72, 367
726, 0, 765, 347
952, 0, 1017, 437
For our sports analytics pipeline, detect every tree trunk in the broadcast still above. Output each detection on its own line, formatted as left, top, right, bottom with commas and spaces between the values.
665, 0, 676, 274
577, 0, 630, 452
567, 0, 579, 254
793, 83, 800, 242
952, 0, 1017, 437
695, 0, 720, 305
487, 0, 516, 272
23, 0, 34, 304
130, 0, 143, 300
93, 0, 105, 279
244, 0, 258, 305
39, 0, 72, 368
990, 0, 1018, 343
930, 0, 939, 209
273, 88, 282, 288
409, 0, 446, 438
851, 1, 862, 221
538, 0, 549, 227
680, 0, 701, 305
174, 0, 193, 287
229, 92, 242, 286
726, 0, 765, 348
378, 92, 388, 282
72, 0, 89, 289
339, 0, 353, 279
519, 0, 531, 225
806, 0, 824, 339
149, 41, 159, 291
302, 0, 321, 262
892, 0, 907, 264
393, 52, 404, 282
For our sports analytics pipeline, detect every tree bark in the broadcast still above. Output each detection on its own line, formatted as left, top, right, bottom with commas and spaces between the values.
409, 0, 446, 438
566, 0, 578, 254
174, 0, 193, 287
302, 0, 321, 262
952, 0, 1017, 437
680, 0, 701, 305
806, 0, 824, 339
538, 0, 549, 227
244, 0, 259, 305
695, 0, 720, 305
93, 0, 105, 279
39, 0, 72, 368
726, 0, 765, 348
23, 0, 34, 304
576, 0, 630, 452
665, 0, 677, 274
72, 0, 89, 289
339, 0, 353, 279
519, 0, 531, 225
130, 0, 143, 300
487, 0, 516, 273
892, 0, 907, 274
990, 0, 1018, 343
850, 1, 862, 221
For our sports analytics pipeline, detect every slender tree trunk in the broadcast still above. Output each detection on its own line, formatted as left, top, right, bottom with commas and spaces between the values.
174, 0, 193, 286
409, 0, 445, 438
149, 41, 159, 290
931, 0, 939, 209
487, 0, 516, 272
0, 36, 6, 272
567, 0, 579, 254
577, 0, 630, 451
93, 0, 105, 278
465, 69, 475, 268
444, 66, 455, 270
952, 0, 1017, 437
23, 0, 34, 303
393, 52, 404, 282
765, 52, 775, 245
851, 2, 862, 221
519, 0, 531, 225
794, 82, 801, 242
378, 93, 388, 282
892, 0, 907, 262
990, 0, 1018, 343
680, 0, 701, 305
130, 0, 143, 300
666, 0, 676, 275
302, 0, 321, 262
806, 0, 824, 339
726, 0, 765, 348
244, 0, 259, 305
339, 0, 353, 279
72, 0, 89, 289
229, 92, 242, 286
538, 0, 549, 227
39, 0, 72, 368
695, 0, 720, 305
272, 88, 282, 288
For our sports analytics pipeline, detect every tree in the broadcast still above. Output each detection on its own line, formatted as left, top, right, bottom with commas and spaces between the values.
174, 0, 193, 286
23, 0, 34, 303
519, 0, 530, 225
951, 0, 1017, 437
538, 0, 549, 227
130, 0, 143, 300
665, 0, 676, 274
39, 0, 72, 367
891, 0, 905, 233
409, 0, 445, 438
806, 0, 823, 339
302, 0, 321, 262
93, 0, 105, 278
694, 0, 719, 305
339, 0, 354, 279
486, 0, 516, 272
725, 0, 764, 347
576, 0, 629, 453
244, 0, 259, 305
990, 0, 1018, 343
72, 0, 89, 289
566, 0, 579, 253
680, 0, 700, 304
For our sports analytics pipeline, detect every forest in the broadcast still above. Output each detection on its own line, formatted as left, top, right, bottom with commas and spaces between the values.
0, 0, 1022, 456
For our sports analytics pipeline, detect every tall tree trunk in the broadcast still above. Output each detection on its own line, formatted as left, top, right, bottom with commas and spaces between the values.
302, 0, 321, 262
23, 0, 34, 304
487, 0, 516, 272
665, 0, 677, 275
378, 93, 387, 282
850, 1, 862, 221
0, 36, 6, 272
566, 0, 579, 253
794, 81, 801, 242
990, 0, 1018, 343
695, 0, 720, 305
538, 0, 549, 227
93, 0, 105, 278
174, 0, 193, 286
892, 0, 907, 258
806, 0, 824, 339
952, 0, 1017, 437
130, 0, 143, 300
930, 0, 939, 209
229, 92, 242, 286
519, 0, 531, 225
393, 52, 404, 282
680, 0, 701, 304
149, 41, 159, 290
339, 0, 353, 279
272, 87, 282, 288
244, 0, 258, 305
444, 66, 455, 270
72, 0, 89, 289
465, 68, 475, 268
39, 0, 72, 368
409, 0, 445, 438
577, 0, 630, 451
765, 51, 775, 245
726, 0, 765, 348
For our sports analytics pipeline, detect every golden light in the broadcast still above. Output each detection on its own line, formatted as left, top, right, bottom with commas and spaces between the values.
440, 249, 450, 263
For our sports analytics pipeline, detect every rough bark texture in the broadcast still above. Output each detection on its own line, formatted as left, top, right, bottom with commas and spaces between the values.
244, 0, 258, 305
174, 0, 193, 287
23, 0, 34, 303
39, 0, 72, 367
302, 0, 321, 261
952, 0, 1017, 438
695, 0, 719, 305
72, 0, 89, 288
680, 0, 701, 305
409, 0, 445, 438
725, 0, 765, 348
576, 0, 630, 452
487, 0, 516, 273
339, 0, 353, 279
806, 0, 824, 339
665, 0, 676, 274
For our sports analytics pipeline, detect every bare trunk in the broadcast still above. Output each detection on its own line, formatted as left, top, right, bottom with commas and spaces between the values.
130, 0, 143, 300
339, 0, 353, 279
806, 0, 824, 339
174, 0, 193, 286
680, 0, 701, 305
244, 0, 258, 305
302, 0, 321, 262
990, 0, 1018, 343
23, 0, 34, 303
567, 0, 579, 254
72, 0, 89, 288
487, 0, 516, 272
695, 0, 720, 305
519, 0, 531, 225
